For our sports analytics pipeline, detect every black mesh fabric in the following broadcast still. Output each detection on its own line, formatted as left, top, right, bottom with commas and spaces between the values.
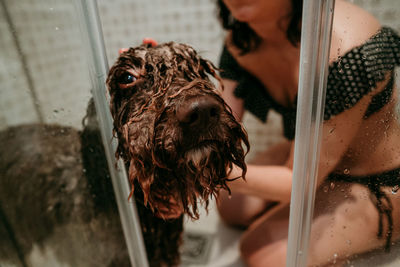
325, 27, 400, 120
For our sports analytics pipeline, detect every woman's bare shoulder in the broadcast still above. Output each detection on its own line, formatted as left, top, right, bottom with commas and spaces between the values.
330, 0, 381, 61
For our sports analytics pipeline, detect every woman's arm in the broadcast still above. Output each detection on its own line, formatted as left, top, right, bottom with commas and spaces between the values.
228, 163, 293, 202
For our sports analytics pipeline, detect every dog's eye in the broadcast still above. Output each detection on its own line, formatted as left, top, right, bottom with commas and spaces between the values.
116, 72, 138, 89
118, 72, 136, 84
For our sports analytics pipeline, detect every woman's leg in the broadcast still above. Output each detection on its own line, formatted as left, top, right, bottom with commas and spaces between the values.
239, 203, 290, 266
217, 190, 277, 228
239, 181, 400, 267
308, 182, 400, 266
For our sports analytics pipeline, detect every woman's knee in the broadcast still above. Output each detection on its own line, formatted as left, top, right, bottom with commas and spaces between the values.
239, 205, 289, 266
239, 235, 287, 267
217, 191, 268, 228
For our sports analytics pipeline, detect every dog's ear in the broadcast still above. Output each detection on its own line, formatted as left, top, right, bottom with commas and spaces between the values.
199, 58, 224, 91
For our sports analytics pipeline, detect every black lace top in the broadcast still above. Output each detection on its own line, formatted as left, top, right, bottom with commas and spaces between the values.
219, 27, 400, 140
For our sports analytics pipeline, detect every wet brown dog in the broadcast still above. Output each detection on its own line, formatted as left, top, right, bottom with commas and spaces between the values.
106, 42, 249, 220
106, 42, 249, 266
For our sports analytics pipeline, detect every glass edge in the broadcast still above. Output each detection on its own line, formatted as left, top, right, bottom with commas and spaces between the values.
286, 0, 335, 266
73, 1, 149, 267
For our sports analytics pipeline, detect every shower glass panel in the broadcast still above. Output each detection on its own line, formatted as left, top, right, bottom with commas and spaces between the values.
287, 1, 335, 266
0, 1, 132, 266
304, 0, 400, 266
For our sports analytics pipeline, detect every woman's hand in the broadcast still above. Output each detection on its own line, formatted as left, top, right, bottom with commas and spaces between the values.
226, 163, 293, 202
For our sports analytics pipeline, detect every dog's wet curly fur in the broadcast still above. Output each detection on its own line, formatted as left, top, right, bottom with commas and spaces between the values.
0, 42, 249, 267
0, 120, 129, 267
107, 42, 249, 220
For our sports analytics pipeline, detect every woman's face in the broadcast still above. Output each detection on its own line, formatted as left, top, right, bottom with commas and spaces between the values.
222, 0, 291, 24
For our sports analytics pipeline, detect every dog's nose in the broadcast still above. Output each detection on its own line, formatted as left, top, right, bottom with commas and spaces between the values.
176, 96, 221, 127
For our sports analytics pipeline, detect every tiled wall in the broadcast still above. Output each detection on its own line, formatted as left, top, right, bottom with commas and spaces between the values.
0, 0, 399, 159
0, 0, 92, 130
0, 2, 39, 127
352, 0, 400, 31
98, 0, 225, 67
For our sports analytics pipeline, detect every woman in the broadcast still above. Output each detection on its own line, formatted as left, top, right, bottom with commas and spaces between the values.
216, 0, 400, 266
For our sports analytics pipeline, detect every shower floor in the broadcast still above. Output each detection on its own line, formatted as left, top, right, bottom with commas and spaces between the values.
181, 200, 245, 267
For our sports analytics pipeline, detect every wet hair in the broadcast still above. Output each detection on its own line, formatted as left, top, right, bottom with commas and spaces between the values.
217, 0, 303, 54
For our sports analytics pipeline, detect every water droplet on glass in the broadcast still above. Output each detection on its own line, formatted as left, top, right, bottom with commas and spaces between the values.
337, 56, 342, 66
55, 26, 59, 31
330, 182, 335, 190
344, 168, 350, 175
392, 185, 399, 194
332, 253, 338, 264
337, 49, 341, 58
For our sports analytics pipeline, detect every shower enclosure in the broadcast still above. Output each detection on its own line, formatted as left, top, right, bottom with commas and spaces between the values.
0, 0, 399, 266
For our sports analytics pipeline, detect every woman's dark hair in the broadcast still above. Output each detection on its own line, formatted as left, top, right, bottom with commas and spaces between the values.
217, 0, 303, 54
